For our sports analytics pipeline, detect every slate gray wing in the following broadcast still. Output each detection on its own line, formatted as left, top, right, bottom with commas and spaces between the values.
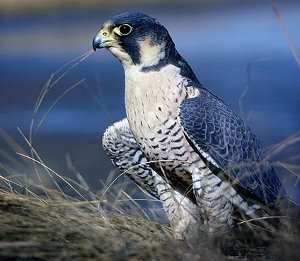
179, 89, 283, 205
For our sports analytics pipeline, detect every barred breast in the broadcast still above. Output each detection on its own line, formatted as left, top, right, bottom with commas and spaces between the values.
124, 64, 202, 187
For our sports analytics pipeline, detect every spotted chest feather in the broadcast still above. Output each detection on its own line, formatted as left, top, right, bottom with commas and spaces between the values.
124, 64, 201, 185
125, 64, 198, 139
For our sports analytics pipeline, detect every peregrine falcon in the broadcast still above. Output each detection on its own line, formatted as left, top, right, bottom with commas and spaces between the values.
93, 12, 284, 238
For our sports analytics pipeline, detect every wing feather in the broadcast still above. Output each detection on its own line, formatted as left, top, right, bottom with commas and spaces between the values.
179, 89, 283, 205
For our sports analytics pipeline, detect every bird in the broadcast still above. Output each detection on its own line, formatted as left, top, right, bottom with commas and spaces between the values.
93, 12, 284, 238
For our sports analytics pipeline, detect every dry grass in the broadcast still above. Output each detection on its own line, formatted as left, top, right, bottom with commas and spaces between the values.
1, 2, 300, 258
0, 177, 299, 260
0, 120, 300, 260
0, 189, 177, 261
0, 135, 219, 260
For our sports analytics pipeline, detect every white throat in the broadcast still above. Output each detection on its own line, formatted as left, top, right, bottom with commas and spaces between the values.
124, 64, 184, 137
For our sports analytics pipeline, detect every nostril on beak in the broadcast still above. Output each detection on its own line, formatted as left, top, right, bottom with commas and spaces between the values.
92, 37, 99, 51
92, 34, 107, 51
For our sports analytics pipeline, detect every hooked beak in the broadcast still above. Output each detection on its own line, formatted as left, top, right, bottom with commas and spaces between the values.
92, 35, 105, 51
93, 26, 115, 51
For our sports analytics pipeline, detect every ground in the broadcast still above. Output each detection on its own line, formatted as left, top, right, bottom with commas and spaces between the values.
0, 189, 299, 261
0, 190, 215, 260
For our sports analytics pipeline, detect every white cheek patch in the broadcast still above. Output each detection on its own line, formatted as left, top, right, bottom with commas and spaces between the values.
138, 37, 165, 68
109, 45, 133, 67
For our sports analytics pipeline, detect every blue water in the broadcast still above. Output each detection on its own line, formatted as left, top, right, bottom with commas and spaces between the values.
0, 2, 300, 200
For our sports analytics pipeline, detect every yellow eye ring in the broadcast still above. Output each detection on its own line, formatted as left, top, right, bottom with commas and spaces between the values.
118, 24, 133, 36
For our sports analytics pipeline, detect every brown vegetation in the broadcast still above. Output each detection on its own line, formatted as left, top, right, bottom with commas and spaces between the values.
0, 190, 184, 260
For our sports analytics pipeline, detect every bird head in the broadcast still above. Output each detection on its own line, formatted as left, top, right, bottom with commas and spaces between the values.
92, 12, 175, 69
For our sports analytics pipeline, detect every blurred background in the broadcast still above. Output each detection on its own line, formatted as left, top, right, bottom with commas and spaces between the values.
0, 0, 300, 203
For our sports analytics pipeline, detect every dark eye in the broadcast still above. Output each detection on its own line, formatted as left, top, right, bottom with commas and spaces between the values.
118, 24, 133, 35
